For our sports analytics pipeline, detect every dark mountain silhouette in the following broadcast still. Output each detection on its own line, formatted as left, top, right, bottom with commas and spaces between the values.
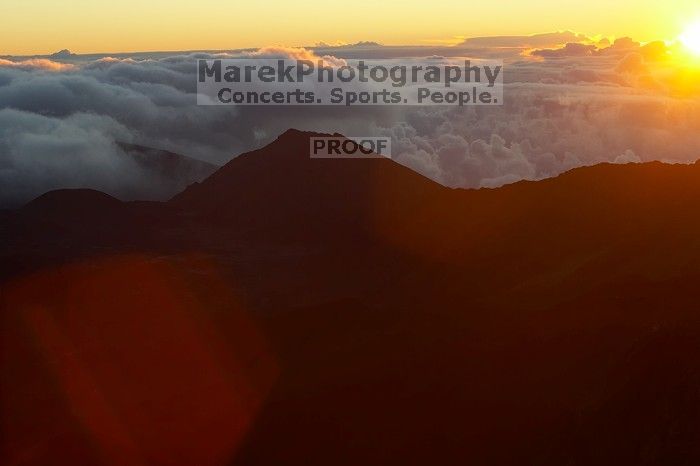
173, 129, 449, 239
48, 48, 76, 59
24, 189, 122, 214
2, 129, 700, 466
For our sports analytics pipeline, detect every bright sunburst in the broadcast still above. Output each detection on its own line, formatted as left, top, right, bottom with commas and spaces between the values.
680, 21, 700, 55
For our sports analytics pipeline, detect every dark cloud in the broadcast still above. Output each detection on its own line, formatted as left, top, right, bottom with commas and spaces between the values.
531, 43, 597, 58
460, 31, 590, 49
531, 37, 670, 62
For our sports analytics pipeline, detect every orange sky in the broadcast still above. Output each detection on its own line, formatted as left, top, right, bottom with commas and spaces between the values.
1, 0, 700, 55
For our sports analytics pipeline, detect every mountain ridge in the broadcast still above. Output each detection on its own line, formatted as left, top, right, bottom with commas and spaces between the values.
3, 129, 700, 465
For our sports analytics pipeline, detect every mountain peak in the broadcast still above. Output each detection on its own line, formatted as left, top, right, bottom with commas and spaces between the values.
170, 129, 444, 236
25, 189, 119, 208
277, 128, 312, 139
21, 189, 123, 220
49, 49, 75, 59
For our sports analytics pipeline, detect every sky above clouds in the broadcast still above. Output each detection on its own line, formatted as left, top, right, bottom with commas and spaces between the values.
2, 33, 700, 207
1, 1, 700, 55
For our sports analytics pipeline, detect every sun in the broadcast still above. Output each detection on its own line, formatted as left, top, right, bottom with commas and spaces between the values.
680, 21, 700, 55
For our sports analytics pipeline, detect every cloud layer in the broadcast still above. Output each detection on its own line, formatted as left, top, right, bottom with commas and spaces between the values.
1, 36, 700, 207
